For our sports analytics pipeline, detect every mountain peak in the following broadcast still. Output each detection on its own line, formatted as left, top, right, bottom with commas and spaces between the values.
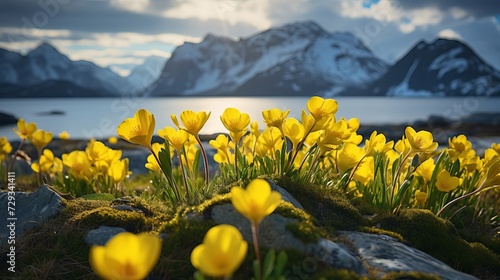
28, 42, 61, 57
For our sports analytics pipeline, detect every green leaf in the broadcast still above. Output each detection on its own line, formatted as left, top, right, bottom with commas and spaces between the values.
262, 249, 276, 279
80, 193, 115, 201
273, 251, 288, 277
253, 259, 262, 280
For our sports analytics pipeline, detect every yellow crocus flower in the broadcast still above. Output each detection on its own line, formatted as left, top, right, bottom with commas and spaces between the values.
108, 136, 118, 145
13, 119, 37, 139
435, 170, 460, 192
158, 127, 189, 151
404, 126, 438, 154
230, 178, 282, 224
353, 156, 374, 186
108, 158, 129, 183
337, 143, 364, 174
171, 110, 211, 136
262, 108, 290, 132
29, 129, 53, 152
317, 118, 351, 153
256, 127, 283, 158
0, 137, 12, 161
58, 131, 70, 140
86, 141, 111, 163
117, 109, 155, 149
190, 225, 248, 278
90, 232, 161, 280
364, 131, 394, 156
282, 118, 304, 151
415, 158, 435, 184
448, 135, 475, 159
415, 190, 428, 205
306, 96, 338, 120
220, 108, 250, 144
62, 150, 94, 181
31, 149, 55, 173
250, 121, 261, 138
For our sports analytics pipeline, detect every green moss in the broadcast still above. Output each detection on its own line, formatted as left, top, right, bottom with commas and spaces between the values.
380, 271, 440, 280
374, 209, 500, 276
276, 176, 367, 231
312, 269, 367, 279
360, 227, 404, 242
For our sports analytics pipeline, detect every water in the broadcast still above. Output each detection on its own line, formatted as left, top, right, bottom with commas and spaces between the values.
1, 96, 499, 141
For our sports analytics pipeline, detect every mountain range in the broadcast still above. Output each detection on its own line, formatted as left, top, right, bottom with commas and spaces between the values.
1, 21, 499, 98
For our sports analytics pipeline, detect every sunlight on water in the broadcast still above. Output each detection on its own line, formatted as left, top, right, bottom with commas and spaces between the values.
1, 96, 499, 141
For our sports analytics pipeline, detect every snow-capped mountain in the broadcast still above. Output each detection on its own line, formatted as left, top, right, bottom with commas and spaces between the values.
151, 21, 389, 96
126, 56, 166, 92
369, 39, 500, 97
0, 43, 132, 97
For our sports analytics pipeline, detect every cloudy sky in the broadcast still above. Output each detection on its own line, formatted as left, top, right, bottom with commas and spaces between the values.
0, 0, 499, 76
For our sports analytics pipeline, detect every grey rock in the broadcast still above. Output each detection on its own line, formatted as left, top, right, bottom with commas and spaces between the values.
267, 180, 304, 210
342, 231, 478, 280
210, 203, 366, 275
85, 226, 127, 246
306, 239, 366, 275
0, 185, 64, 248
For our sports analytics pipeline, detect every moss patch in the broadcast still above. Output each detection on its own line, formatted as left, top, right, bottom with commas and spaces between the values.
373, 209, 500, 276
276, 176, 367, 231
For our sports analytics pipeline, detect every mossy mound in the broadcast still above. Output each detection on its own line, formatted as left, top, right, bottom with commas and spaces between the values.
276, 177, 367, 231
373, 209, 500, 277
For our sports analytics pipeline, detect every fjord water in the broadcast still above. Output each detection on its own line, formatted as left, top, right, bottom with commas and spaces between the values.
1, 96, 499, 141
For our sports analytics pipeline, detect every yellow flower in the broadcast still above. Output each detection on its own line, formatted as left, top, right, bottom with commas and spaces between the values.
460, 156, 482, 173
62, 150, 94, 181
415, 158, 435, 184
250, 121, 261, 138
318, 118, 351, 153
415, 190, 428, 204
13, 119, 37, 139
86, 141, 111, 163
306, 96, 338, 120
191, 225, 248, 278
448, 135, 475, 159
0, 137, 12, 161
364, 131, 394, 156
158, 127, 189, 151
405, 126, 438, 154
282, 118, 304, 151
171, 110, 211, 136
29, 130, 53, 152
395, 137, 411, 156
90, 232, 161, 280
337, 143, 364, 174
108, 136, 118, 145
435, 170, 460, 192
262, 108, 290, 132
58, 131, 70, 140
353, 157, 374, 185
230, 178, 282, 224
117, 109, 155, 149
31, 149, 56, 173
220, 108, 250, 143
255, 127, 283, 158
108, 158, 129, 183
491, 143, 500, 156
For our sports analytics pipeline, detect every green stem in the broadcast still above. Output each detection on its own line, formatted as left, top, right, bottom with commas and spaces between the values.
177, 150, 190, 200
436, 181, 487, 217
390, 150, 411, 206
195, 135, 209, 186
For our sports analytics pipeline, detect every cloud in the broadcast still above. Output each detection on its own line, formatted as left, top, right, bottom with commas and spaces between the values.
437, 29, 462, 40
